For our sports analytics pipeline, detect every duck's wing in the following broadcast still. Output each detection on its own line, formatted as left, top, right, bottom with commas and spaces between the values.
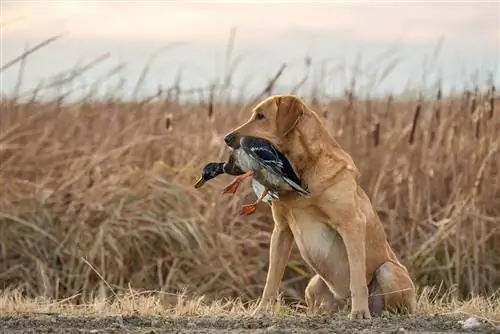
241, 136, 309, 196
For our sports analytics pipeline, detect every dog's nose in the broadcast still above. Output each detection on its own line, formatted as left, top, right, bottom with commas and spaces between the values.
224, 133, 236, 147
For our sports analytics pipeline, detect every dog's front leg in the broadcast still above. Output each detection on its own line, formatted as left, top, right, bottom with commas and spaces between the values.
253, 205, 294, 315
337, 213, 371, 319
320, 187, 371, 319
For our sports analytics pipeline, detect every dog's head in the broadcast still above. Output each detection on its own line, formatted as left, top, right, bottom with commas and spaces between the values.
223, 95, 306, 149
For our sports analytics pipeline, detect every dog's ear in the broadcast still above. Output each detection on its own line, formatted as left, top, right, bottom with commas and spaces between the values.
275, 96, 304, 138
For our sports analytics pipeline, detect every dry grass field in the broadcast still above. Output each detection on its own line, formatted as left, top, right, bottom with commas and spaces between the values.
0, 288, 499, 332
0, 40, 499, 332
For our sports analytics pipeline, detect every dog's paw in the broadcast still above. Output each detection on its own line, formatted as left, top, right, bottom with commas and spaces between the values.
251, 300, 275, 316
251, 304, 266, 316
250, 307, 262, 316
349, 307, 372, 320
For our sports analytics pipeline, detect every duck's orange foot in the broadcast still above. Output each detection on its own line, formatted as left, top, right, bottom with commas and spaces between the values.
222, 180, 241, 194
240, 203, 258, 216
221, 171, 254, 195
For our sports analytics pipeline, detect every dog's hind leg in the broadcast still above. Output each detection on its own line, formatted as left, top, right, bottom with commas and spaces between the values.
369, 261, 417, 315
305, 274, 347, 314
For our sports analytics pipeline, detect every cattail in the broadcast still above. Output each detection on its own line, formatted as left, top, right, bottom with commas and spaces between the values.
165, 113, 173, 131
489, 84, 496, 119
470, 87, 479, 114
470, 95, 477, 114
208, 85, 215, 121
409, 101, 421, 145
373, 122, 380, 147
436, 86, 442, 123
475, 118, 481, 139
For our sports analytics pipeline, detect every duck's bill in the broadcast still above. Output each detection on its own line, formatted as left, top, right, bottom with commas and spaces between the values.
193, 177, 206, 189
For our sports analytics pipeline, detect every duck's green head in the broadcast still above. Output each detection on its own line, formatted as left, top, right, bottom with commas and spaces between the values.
194, 162, 225, 189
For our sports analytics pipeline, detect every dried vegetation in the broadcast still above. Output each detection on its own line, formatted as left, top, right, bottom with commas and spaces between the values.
0, 35, 499, 319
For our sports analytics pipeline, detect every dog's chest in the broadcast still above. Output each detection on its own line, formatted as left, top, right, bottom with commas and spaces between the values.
287, 211, 348, 279
292, 222, 333, 261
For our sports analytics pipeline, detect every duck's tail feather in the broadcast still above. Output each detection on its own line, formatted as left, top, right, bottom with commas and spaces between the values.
283, 177, 310, 196
268, 190, 279, 199
263, 191, 277, 204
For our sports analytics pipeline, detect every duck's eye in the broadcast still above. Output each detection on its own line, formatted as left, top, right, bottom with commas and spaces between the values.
255, 113, 265, 120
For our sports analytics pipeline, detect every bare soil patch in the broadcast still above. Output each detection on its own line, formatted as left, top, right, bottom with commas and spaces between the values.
1, 314, 499, 333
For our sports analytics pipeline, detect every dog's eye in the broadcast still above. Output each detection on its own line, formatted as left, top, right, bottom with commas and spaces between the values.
255, 113, 265, 120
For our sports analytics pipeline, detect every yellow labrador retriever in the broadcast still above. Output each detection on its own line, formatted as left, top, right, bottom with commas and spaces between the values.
222, 95, 416, 319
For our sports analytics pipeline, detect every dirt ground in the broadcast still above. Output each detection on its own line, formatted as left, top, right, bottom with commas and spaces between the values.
1, 314, 498, 333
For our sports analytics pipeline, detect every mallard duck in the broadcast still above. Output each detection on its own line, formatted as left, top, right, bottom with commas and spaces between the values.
193, 156, 274, 215
194, 162, 274, 204
221, 135, 309, 215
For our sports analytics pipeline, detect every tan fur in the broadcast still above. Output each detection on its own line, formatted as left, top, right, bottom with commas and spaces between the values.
224, 95, 416, 319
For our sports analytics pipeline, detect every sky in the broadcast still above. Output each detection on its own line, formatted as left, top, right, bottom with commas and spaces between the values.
1, 0, 499, 100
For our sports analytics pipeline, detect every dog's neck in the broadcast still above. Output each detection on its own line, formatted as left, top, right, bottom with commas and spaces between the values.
280, 111, 358, 195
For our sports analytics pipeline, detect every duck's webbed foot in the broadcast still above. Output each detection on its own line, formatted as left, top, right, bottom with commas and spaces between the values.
239, 188, 269, 216
222, 170, 254, 194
